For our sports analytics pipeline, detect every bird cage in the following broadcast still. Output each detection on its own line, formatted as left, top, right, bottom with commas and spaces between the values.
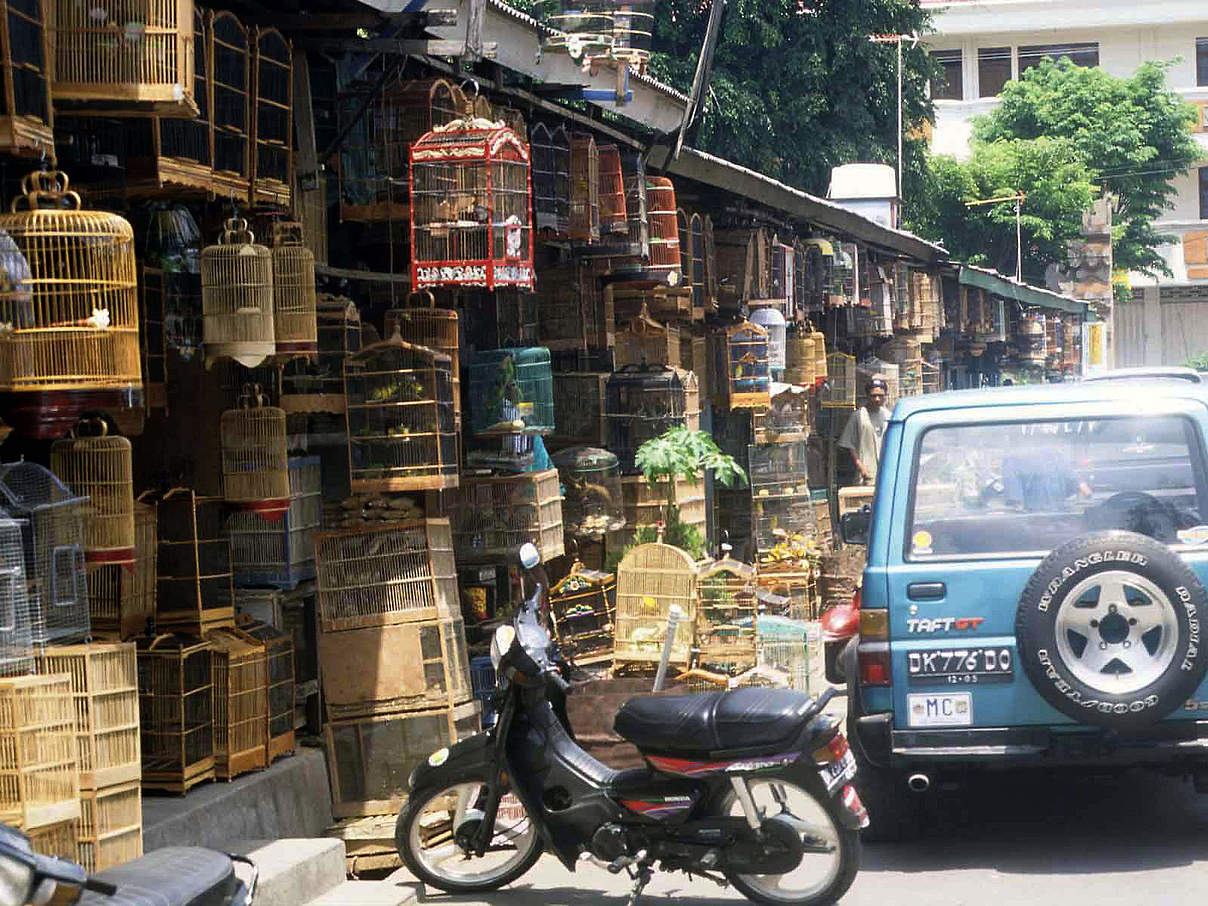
920, 359, 943, 394
690, 213, 707, 315
201, 217, 274, 368
569, 133, 600, 242
755, 385, 808, 442
137, 634, 214, 793
757, 566, 819, 621
250, 28, 292, 206
645, 177, 680, 281
909, 269, 941, 333
618, 473, 706, 538
451, 469, 565, 563
35, 642, 139, 790
820, 353, 855, 408
784, 324, 816, 387
613, 542, 697, 670
50, 0, 196, 117
0, 0, 52, 158
749, 304, 786, 378
696, 557, 758, 675
0, 170, 141, 440
207, 11, 250, 196
598, 144, 627, 235
281, 295, 361, 414
749, 441, 814, 553
234, 615, 294, 763
88, 498, 154, 641
220, 391, 289, 509
1063, 316, 1083, 372
1017, 310, 1047, 365
535, 0, 654, 70
154, 489, 234, 635
384, 290, 460, 427
858, 359, 898, 408
469, 346, 554, 436
0, 674, 79, 830
613, 283, 692, 325
269, 221, 317, 356
714, 227, 770, 306
27, 819, 77, 860
0, 461, 89, 646
204, 626, 267, 779
720, 321, 771, 409
552, 447, 624, 538
343, 335, 458, 493
0, 515, 33, 677
605, 366, 700, 473
530, 122, 570, 238
409, 116, 534, 291
549, 559, 615, 666
677, 208, 691, 294
614, 304, 680, 369
753, 618, 813, 690
76, 780, 142, 873
139, 205, 203, 410
226, 455, 320, 589
551, 372, 608, 447
622, 149, 648, 255
50, 422, 135, 566
830, 243, 857, 306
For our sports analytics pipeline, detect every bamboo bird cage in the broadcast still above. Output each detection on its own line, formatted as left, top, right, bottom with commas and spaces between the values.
234, 614, 294, 763
136, 634, 215, 794
220, 389, 289, 511
549, 560, 615, 666
550, 371, 608, 448
622, 148, 648, 255
0, 674, 79, 830
696, 555, 758, 676
153, 488, 234, 635
614, 542, 697, 671
645, 177, 680, 281
0, 170, 141, 439
469, 346, 554, 436
784, 322, 816, 387
569, 132, 600, 243
820, 353, 855, 408
202, 217, 274, 368
384, 290, 460, 427
205, 625, 267, 780
207, 10, 250, 197
604, 365, 700, 473
88, 498, 155, 640
250, 27, 291, 207
614, 303, 680, 369
720, 320, 771, 409
27, 819, 76, 861
76, 780, 142, 873
0, 0, 53, 158
50, 421, 135, 566
450, 469, 565, 563
270, 221, 317, 356
281, 294, 360, 414
0, 514, 34, 677
598, 144, 627, 236
531, 122, 570, 238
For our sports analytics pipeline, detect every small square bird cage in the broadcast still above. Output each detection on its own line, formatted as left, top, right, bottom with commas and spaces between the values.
250, 27, 292, 206
88, 498, 154, 641
0, 0, 53, 158
820, 353, 855, 408
749, 438, 810, 506
614, 304, 680, 369
754, 384, 808, 442
76, 780, 142, 873
552, 446, 625, 538
618, 473, 707, 537
598, 144, 627, 236
281, 295, 361, 415
0, 460, 89, 646
220, 391, 289, 510
344, 336, 458, 493
469, 347, 554, 437
695, 557, 758, 676
549, 559, 615, 665
270, 222, 317, 356
613, 542, 697, 671
384, 290, 460, 427
226, 455, 320, 590
569, 132, 600, 242
645, 177, 680, 282
50, 422, 134, 568
0, 674, 79, 830
720, 321, 771, 410
605, 366, 700, 473
136, 634, 215, 794
153, 489, 234, 635
234, 614, 294, 763
451, 469, 565, 563
0, 170, 141, 440
531, 122, 570, 238
207, 11, 250, 197
205, 626, 267, 780
0, 514, 33, 677
202, 217, 274, 368
409, 117, 534, 291
314, 518, 458, 633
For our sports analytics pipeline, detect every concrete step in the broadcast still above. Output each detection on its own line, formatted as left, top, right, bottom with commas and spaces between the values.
304, 878, 417, 905
231, 838, 347, 906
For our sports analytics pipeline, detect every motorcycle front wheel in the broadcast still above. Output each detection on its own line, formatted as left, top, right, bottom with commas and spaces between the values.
397, 781, 543, 893
714, 771, 860, 906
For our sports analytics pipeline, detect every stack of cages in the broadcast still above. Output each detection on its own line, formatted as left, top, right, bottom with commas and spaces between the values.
613, 472, 707, 556
314, 517, 475, 819
613, 543, 696, 673
234, 583, 316, 734
0, 675, 80, 836
226, 456, 321, 589
136, 634, 215, 794
451, 470, 565, 564
605, 366, 700, 473
86, 496, 155, 641
820, 353, 855, 409
694, 557, 758, 680
549, 559, 616, 666
281, 294, 361, 415
153, 489, 235, 636
235, 613, 295, 763
749, 440, 818, 620
203, 626, 267, 779
880, 334, 923, 398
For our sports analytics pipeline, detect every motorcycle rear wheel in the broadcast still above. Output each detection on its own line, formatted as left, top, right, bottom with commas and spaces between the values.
397, 781, 543, 893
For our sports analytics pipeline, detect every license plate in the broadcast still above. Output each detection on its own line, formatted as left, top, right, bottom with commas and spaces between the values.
907, 692, 972, 727
821, 749, 857, 792
907, 647, 1013, 685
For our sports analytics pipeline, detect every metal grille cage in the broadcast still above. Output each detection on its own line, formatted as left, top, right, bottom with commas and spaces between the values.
384, 290, 460, 427
569, 132, 600, 242
137, 634, 215, 794
153, 488, 234, 635
205, 625, 267, 780
250, 27, 292, 206
50, 423, 135, 566
234, 614, 294, 763
598, 144, 627, 235
88, 498, 155, 640
604, 366, 700, 473
0, 0, 53, 158
0, 513, 33, 676
0, 674, 79, 830
270, 222, 317, 356
531, 122, 569, 238
220, 392, 289, 506
696, 557, 758, 675
614, 542, 697, 670
550, 560, 615, 665
202, 218, 274, 368
469, 346, 554, 437
76, 780, 142, 872
450, 469, 565, 563
552, 446, 624, 538
226, 455, 319, 589
208, 10, 250, 196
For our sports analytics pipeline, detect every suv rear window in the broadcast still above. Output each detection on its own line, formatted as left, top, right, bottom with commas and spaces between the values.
909, 415, 1207, 559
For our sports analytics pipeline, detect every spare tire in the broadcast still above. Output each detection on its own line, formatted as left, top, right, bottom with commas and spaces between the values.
1016, 530, 1207, 729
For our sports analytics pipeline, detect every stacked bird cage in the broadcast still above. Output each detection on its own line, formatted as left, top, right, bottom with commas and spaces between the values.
226, 456, 320, 589
281, 295, 361, 414
613, 543, 697, 671
220, 391, 289, 513
205, 626, 267, 780
598, 145, 627, 236
137, 634, 215, 793
531, 122, 570, 238
617, 474, 706, 538
551, 372, 608, 448
749, 440, 814, 554
76, 780, 142, 872
271, 222, 317, 356
645, 177, 680, 281
1017, 311, 1047, 366
0, 170, 141, 439
450, 470, 565, 563
549, 560, 615, 666
88, 499, 155, 641
50, 422, 135, 567
208, 11, 251, 196
26, 820, 77, 861
469, 347, 555, 436
0, 0, 52, 158
0, 515, 34, 676
695, 556, 758, 676
154, 489, 234, 635
719, 321, 771, 410
605, 366, 700, 473
820, 353, 855, 408
569, 132, 600, 242
344, 336, 458, 493
552, 447, 624, 538
0, 674, 79, 831
409, 116, 534, 291
0, 461, 89, 645
754, 384, 808, 442
250, 28, 292, 206
202, 218, 275, 368
234, 615, 295, 763
615, 304, 680, 369
384, 291, 460, 427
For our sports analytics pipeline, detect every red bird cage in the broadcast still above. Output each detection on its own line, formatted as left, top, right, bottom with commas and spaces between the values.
409, 117, 534, 291
645, 177, 680, 282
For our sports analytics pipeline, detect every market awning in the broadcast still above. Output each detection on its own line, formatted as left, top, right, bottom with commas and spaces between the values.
957, 265, 1089, 316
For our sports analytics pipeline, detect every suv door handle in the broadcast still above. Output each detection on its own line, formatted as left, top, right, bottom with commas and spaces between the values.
907, 582, 946, 601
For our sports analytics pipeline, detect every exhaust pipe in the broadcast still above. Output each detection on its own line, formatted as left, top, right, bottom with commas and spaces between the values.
907, 773, 931, 793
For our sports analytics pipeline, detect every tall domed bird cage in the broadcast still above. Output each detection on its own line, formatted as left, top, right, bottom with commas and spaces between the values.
529, 122, 570, 238
270, 222, 317, 356
50, 0, 197, 117
0, 171, 141, 440
409, 117, 534, 291
696, 555, 758, 676
549, 559, 615, 666
720, 321, 771, 409
207, 11, 251, 197
220, 388, 289, 513
552, 446, 624, 538
645, 177, 680, 282
202, 217, 274, 368
598, 144, 627, 236
605, 365, 700, 474
140, 204, 203, 412
0, 514, 34, 676
0, 0, 53, 157
250, 28, 291, 207
569, 132, 599, 242
385, 290, 460, 428
469, 347, 554, 436
137, 634, 216, 794
614, 542, 696, 671
50, 421, 135, 567
784, 322, 816, 388
343, 335, 458, 493
0, 460, 89, 645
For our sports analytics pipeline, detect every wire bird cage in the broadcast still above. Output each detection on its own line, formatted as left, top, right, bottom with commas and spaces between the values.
208, 11, 250, 197
270, 222, 316, 356
451, 469, 565, 563
719, 321, 771, 410
234, 615, 294, 763
613, 543, 696, 671
139, 205, 203, 411
409, 116, 534, 291
314, 518, 457, 633
531, 122, 570, 238
50, 424, 134, 568
154, 489, 234, 635
0, 514, 33, 677
0, 0, 52, 158
76, 780, 142, 873
205, 626, 267, 780
0, 461, 89, 646
820, 353, 855, 408
621, 149, 649, 256
605, 366, 700, 474
535, 0, 654, 70
549, 559, 615, 666
598, 144, 627, 235
281, 295, 361, 415
469, 347, 554, 437
88, 499, 154, 641
569, 132, 600, 242
201, 218, 274, 369
0, 674, 79, 830
615, 304, 680, 369
384, 290, 460, 427
0, 171, 141, 439
552, 447, 624, 538
550, 372, 607, 448
50, 0, 196, 117
220, 391, 289, 511
226, 455, 320, 589
695, 557, 758, 676
250, 28, 292, 206
137, 634, 214, 793
754, 384, 808, 442
645, 177, 680, 281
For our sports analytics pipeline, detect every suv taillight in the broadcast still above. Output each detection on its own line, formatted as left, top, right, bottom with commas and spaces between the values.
858, 647, 891, 686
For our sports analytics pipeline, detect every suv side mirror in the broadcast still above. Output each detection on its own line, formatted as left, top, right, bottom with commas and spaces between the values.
840, 506, 871, 546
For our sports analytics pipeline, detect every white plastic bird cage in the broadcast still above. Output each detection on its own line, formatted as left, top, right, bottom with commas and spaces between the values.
0, 461, 89, 645
0, 514, 34, 676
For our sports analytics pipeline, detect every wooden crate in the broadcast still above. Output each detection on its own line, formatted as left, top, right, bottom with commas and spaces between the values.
35, 643, 140, 789
235, 615, 296, 763
76, 781, 142, 873
137, 635, 215, 794
0, 674, 80, 830
613, 543, 697, 670
450, 470, 564, 563
206, 627, 268, 780
325, 700, 479, 819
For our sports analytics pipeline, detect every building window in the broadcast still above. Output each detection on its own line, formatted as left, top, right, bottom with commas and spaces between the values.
1018, 42, 1100, 75
1198, 37, 1208, 87
977, 47, 1012, 97
931, 50, 963, 100
1200, 167, 1208, 221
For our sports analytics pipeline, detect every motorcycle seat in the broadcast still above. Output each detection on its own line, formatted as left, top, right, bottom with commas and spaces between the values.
614, 688, 817, 755
76, 846, 241, 905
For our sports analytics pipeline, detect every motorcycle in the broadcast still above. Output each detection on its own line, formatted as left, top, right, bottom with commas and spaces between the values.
396, 543, 868, 906
0, 822, 257, 906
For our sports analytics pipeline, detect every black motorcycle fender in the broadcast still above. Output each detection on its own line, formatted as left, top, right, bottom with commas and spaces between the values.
408, 730, 495, 792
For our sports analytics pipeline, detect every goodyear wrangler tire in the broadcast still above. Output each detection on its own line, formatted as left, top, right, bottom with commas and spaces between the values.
1016, 531, 1207, 729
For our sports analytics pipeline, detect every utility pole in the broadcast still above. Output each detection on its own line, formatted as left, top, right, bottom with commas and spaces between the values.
869, 32, 919, 216
966, 192, 1027, 281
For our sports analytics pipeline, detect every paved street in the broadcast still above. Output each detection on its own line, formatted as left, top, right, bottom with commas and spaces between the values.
384, 768, 1208, 905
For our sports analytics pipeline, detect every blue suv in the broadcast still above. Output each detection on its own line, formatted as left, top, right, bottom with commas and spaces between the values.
841, 370, 1208, 839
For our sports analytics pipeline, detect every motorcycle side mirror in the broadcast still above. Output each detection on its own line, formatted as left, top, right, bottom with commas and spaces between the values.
519, 542, 541, 570
840, 506, 871, 546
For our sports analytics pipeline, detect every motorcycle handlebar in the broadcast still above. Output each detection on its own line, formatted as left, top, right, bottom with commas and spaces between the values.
544, 667, 571, 694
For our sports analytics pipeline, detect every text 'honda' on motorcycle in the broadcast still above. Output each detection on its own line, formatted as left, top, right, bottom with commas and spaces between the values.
395, 543, 868, 906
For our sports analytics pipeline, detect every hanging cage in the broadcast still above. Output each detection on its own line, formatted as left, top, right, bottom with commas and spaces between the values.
534, 1, 654, 71
613, 542, 697, 671
645, 177, 680, 282
204, 625, 267, 780
549, 559, 615, 666
696, 556, 758, 676
250, 27, 292, 206
281, 294, 361, 414
270, 222, 317, 356
622, 149, 648, 256
87, 497, 154, 641
49, 421, 135, 567
153, 488, 234, 635
569, 132, 600, 243
220, 389, 289, 511
469, 346, 554, 436
0, 0, 52, 158
552, 446, 624, 538
749, 304, 787, 379
784, 322, 817, 387
450, 469, 565, 563
139, 204, 203, 412
598, 144, 627, 236
0, 514, 33, 677
234, 614, 294, 762
207, 11, 251, 197
202, 217, 274, 368
604, 365, 700, 473
614, 303, 680, 369
749, 440, 814, 553
530, 122, 570, 238
754, 384, 808, 441
720, 320, 771, 410
137, 634, 215, 794
384, 290, 460, 427
677, 208, 691, 298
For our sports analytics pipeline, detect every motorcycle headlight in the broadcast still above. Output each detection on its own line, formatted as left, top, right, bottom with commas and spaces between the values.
490, 625, 516, 671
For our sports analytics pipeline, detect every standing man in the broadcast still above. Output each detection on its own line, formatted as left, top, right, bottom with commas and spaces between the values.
839, 376, 889, 485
